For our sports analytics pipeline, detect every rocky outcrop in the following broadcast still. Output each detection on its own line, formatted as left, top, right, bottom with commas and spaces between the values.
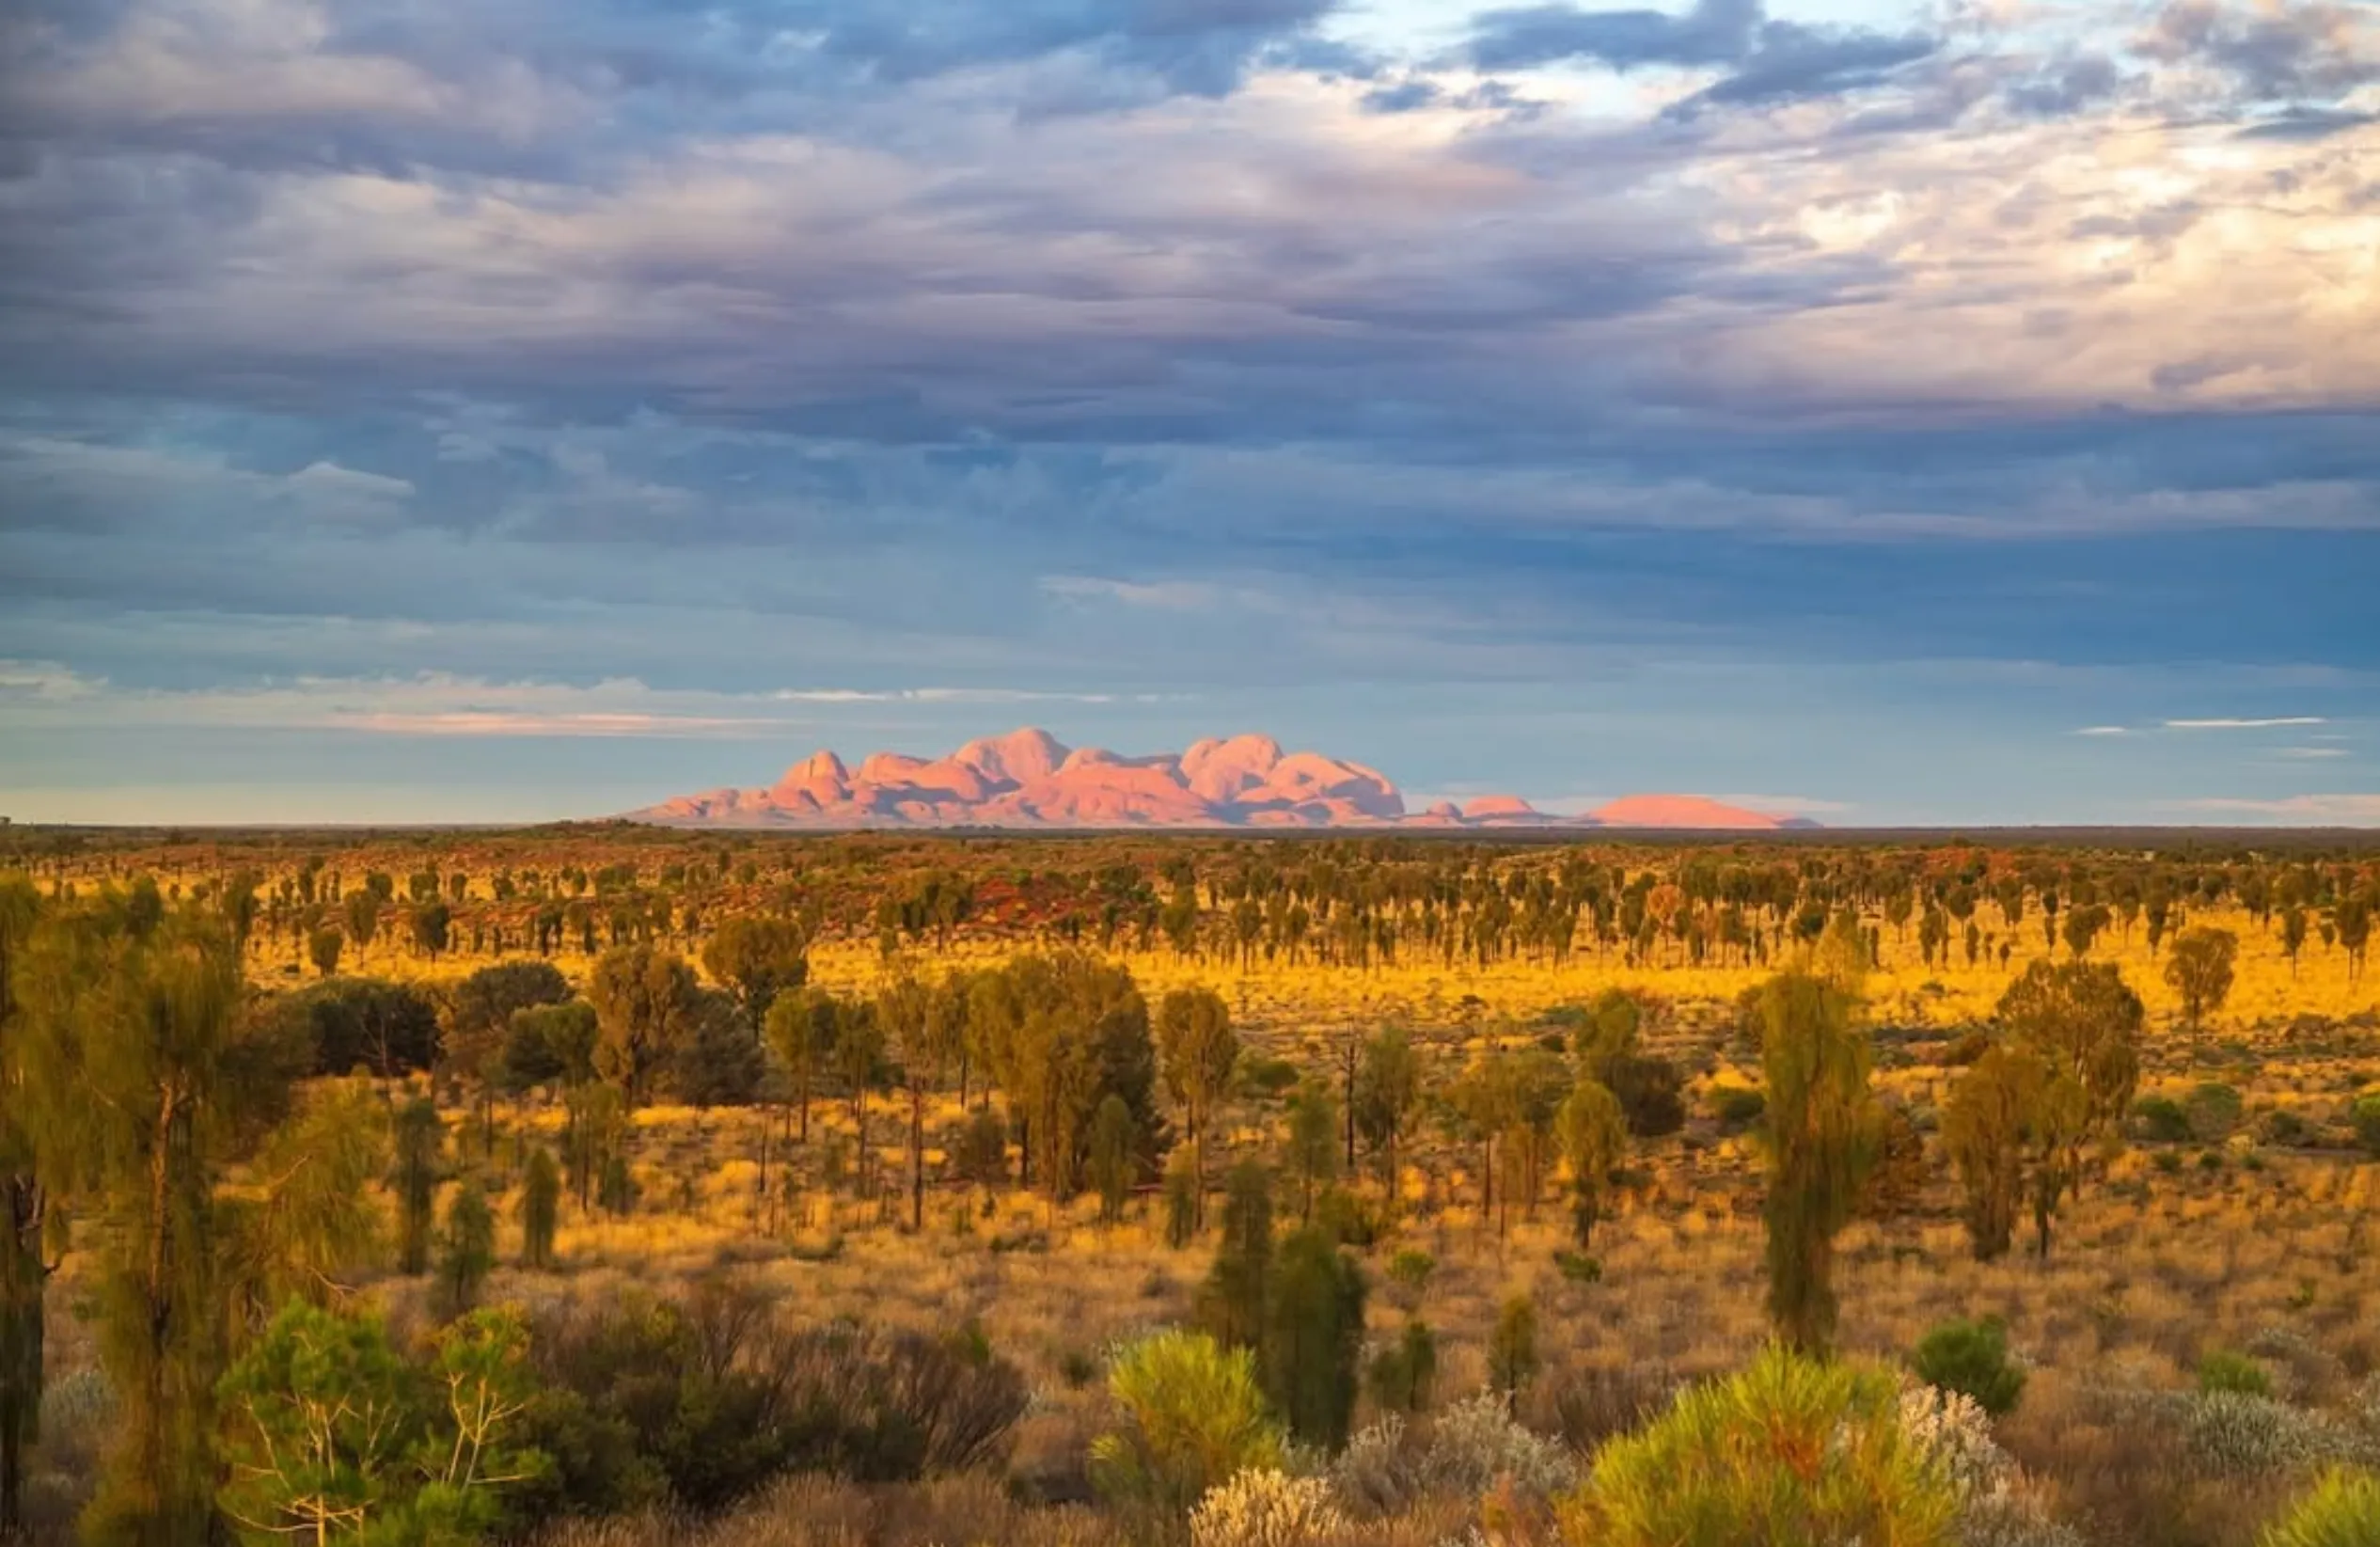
629, 729, 1816, 830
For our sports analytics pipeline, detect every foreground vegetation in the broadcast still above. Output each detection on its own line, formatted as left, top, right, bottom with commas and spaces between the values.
2, 828, 2378, 1545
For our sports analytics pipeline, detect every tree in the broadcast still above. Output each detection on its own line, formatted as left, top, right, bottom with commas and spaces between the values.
1088, 1095, 1139, 1225
448, 961, 571, 1112
306, 926, 342, 978
223, 1079, 388, 1322
1352, 1026, 1419, 1199
588, 944, 701, 1106
2165, 927, 2238, 1029
391, 1095, 445, 1276
1261, 1226, 1366, 1450
1995, 958, 2142, 1192
699, 915, 809, 1034
1284, 1081, 1339, 1223
2279, 906, 2309, 976
502, 1001, 597, 1093
878, 966, 958, 1230
520, 1147, 560, 1270
215, 1299, 415, 1542
1942, 1045, 2036, 1260
1488, 1293, 1539, 1404
14, 906, 303, 1543
411, 900, 451, 961
1756, 971, 1880, 1355
0, 872, 47, 1537
1157, 987, 1237, 1231
764, 987, 841, 1144
1556, 1076, 1628, 1250
2337, 895, 2372, 980
217, 1301, 546, 1544
436, 1183, 496, 1318
342, 892, 380, 962
1198, 1160, 1274, 1352
562, 1081, 628, 1212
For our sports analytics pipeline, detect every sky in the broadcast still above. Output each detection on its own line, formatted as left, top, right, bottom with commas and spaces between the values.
0, 0, 2375, 828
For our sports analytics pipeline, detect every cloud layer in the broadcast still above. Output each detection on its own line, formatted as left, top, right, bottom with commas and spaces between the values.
0, 0, 2374, 822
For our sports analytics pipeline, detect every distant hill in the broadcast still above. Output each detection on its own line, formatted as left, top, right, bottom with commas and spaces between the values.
624, 728, 1813, 831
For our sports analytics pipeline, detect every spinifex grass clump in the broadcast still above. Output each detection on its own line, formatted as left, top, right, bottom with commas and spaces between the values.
1559, 1344, 1959, 1547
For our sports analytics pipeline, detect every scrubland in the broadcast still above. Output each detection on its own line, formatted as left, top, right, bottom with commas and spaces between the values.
5, 829, 2378, 1546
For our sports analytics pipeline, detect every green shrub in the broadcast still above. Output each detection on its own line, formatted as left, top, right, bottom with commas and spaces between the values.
2186, 1081, 2246, 1141
1242, 1058, 1301, 1097
1554, 1250, 1604, 1284
2352, 1096, 2380, 1159
2199, 1350, 2275, 1397
2135, 1096, 2191, 1143
1910, 1316, 2026, 1417
2260, 1469, 2380, 1547
1708, 1084, 1767, 1130
1560, 1344, 1959, 1547
1385, 1250, 1435, 1297
1091, 1329, 1284, 1510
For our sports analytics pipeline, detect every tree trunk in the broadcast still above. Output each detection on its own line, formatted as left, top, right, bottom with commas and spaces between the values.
910, 1085, 925, 1231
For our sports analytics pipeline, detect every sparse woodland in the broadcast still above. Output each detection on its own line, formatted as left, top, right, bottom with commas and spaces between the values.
3, 826, 2379, 1546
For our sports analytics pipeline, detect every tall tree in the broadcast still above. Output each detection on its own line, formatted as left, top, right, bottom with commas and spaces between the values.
588, 944, 701, 1106
699, 915, 809, 1035
1556, 1075, 1628, 1250
1157, 987, 1237, 1231
2164, 927, 2238, 1029
1996, 958, 2142, 1192
877, 967, 957, 1229
0, 873, 47, 1536
1088, 1095, 1139, 1225
1756, 970, 1880, 1356
1198, 1160, 1274, 1352
1943, 1045, 2041, 1261
16, 906, 301, 1544
1260, 1226, 1365, 1450
519, 1147, 560, 1270
764, 986, 842, 1144
1352, 1026, 1419, 1202
390, 1096, 444, 1276
1284, 1082, 1339, 1223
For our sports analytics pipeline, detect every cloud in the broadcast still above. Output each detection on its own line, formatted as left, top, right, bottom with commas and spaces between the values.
1461, 0, 1935, 112
2173, 793, 2380, 824
2074, 725, 2130, 736
0, 668, 1164, 738
1040, 575, 1225, 610
2139, 0, 2379, 103
1, 0, 2377, 824
2164, 716, 2327, 729
2273, 746, 2347, 758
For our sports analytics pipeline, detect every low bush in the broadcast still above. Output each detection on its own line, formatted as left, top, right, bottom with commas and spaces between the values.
2260, 1468, 2380, 1547
2135, 1097, 2191, 1143
1090, 1329, 1284, 1511
1190, 1469, 1347, 1547
1912, 1316, 2026, 1417
2202, 1350, 2277, 1398
1559, 1345, 1959, 1547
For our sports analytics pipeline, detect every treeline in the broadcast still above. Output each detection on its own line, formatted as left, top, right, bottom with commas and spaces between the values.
11, 838, 2378, 984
